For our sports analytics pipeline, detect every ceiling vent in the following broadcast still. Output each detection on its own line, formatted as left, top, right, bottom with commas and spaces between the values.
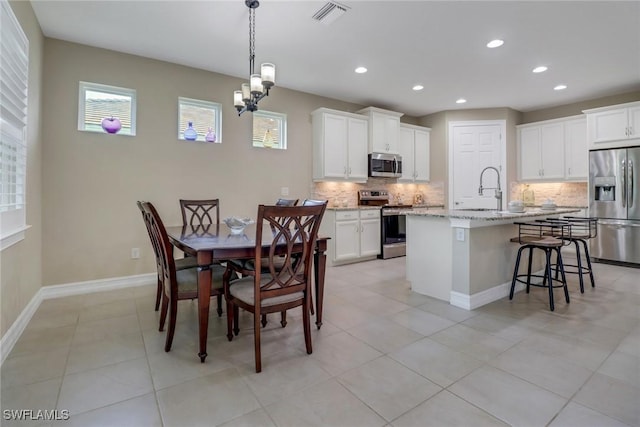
312, 1, 349, 25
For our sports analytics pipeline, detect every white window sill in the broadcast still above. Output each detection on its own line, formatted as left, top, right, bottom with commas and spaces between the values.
1, 225, 32, 251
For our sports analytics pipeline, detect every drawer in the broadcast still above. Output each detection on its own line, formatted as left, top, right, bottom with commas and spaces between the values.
360, 209, 381, 219
335, 210, 359, 221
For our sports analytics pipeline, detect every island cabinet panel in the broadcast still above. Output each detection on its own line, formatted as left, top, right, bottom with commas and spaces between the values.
312, 108, 368, 182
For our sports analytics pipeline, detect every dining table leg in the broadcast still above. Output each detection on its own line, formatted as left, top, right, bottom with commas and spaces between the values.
314, 240, 328, 329
196, 251, 213, 363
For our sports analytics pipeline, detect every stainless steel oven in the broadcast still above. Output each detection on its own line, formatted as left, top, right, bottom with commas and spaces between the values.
380, 205, 412, 259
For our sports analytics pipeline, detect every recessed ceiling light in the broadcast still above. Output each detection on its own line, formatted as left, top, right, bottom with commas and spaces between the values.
554, 84, 567, 91
486, 39, 504, 48
354, 66, 367, 74
532, 66, 548, 73
456, 98, 467, 104
412, 85, 424, 91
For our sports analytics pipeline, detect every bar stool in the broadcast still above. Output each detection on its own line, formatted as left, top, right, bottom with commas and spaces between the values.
544, 216, 598, 293
509, 221, 571, 311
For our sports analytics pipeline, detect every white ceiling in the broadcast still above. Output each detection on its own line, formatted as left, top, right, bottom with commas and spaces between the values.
30, 0, 640, 117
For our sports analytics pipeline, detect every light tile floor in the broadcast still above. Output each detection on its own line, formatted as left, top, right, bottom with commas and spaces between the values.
1, 257, 639, 426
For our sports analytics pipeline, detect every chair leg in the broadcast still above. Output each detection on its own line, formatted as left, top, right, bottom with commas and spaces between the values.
574, 239, 585, 293
233, 306, 240, 336
556, 248, 570, 304
510, 246, 525, 300
216, 294, 223, 317
164, 296, 178, 352
581, 239, 596, 288
154, 276, 162, 311
302, 297, 312, 355
254, 310, 262, 373
526, 246, 534, 293
280, 311, 287, 328
545, 249, 555, 311
226, 299, 234, 341
261, 314, 268, 328
159, 291, 169, 332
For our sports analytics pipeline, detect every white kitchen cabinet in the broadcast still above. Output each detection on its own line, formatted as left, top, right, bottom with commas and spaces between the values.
584, 101, 640, 149
399, 124, 431, 182
322, 209, 381, 265
312, 108, 368, 182
518, 122, 565, 180
564, 118, 588, 180
356, 107, 404, 154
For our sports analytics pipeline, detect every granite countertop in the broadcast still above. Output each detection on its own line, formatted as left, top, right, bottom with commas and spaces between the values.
406, 207, 581, 221
327, 204, 445, 212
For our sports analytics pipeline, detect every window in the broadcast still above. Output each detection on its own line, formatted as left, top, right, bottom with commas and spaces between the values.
178, 97, 222, 143
1, 0, 29, 250
252, 110, 287, 149
78, 81, 136, 135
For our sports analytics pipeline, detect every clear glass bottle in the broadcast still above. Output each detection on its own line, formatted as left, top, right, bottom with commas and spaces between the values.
522, 184, 535, 206
205, 127, 216, 143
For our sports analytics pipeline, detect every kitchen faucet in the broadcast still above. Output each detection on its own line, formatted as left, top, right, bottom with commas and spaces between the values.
478, 166, 503, 210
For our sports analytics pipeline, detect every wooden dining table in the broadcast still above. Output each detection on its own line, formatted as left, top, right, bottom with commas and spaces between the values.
166, 224, 329, 363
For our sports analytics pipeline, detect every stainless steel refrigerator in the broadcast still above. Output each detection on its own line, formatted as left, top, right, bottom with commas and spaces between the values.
589, 146, 640, 265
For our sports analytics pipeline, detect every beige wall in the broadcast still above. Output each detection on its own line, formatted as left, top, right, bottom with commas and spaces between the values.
521, 91, 640, 123
1, 1, 44, 337
41, 39, 365, 286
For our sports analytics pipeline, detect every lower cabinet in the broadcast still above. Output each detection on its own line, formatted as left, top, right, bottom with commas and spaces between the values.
321, 209, 381, 265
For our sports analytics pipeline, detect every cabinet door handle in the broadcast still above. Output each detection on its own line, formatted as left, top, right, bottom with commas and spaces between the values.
630, 126, 634, 136
568, 167, 572, 176
349, 167, 352, 174
344, 166, 347, 176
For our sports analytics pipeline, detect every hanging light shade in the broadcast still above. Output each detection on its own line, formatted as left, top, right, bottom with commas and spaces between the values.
234, 0, 276, 116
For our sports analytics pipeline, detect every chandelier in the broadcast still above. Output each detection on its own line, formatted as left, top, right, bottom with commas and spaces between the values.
233, 0, 275, 116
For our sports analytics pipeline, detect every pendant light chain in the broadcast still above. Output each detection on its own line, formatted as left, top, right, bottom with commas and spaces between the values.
249, 7, 255, 76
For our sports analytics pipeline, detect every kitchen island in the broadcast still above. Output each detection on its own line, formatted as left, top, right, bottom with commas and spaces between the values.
405, 208, 581, 310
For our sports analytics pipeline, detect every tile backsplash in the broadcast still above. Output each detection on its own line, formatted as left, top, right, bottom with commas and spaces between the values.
509, 182, 588, 207
311, 179, 445, 208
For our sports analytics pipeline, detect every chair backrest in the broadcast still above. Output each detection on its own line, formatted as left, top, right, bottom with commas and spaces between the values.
141, 202, 178, 294
254, 204, 326, 303
180, 199, 220, 227
275, 198, 298, 207
138, 201, 162, 269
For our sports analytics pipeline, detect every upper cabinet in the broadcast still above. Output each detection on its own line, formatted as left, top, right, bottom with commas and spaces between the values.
584, 101, 640, 149
312, 108, 368, 182
399, 124, 431, 182
356, 107, 404, 154
517, 115, 587, 182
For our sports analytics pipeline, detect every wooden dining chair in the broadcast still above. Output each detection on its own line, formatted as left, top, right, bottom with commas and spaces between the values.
137, 201, 198, 311
223, 203, 326, 372
180, 199, 220, 228
141, 201, 226, 352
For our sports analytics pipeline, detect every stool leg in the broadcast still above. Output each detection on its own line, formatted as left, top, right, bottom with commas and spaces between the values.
581, 239, 596, 288
510, 246, 525, 300
555, 248, 561, 280
556, 248, 570, 304
526, 246, 534, 293
545, 249, 555, 311
573, 239, 585, 293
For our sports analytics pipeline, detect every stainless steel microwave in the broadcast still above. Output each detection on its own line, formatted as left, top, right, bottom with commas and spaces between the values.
368, 153, 402, 178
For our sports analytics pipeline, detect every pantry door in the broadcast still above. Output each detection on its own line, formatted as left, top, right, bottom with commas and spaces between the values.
449, 121, 506, 210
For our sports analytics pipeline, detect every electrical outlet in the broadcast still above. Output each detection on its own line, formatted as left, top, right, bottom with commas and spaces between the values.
281, 187, 289, 196
131, 248, 140, 259
455, 228, 465, 242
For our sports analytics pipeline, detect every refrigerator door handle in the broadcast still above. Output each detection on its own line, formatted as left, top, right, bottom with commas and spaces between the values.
629, 159, 634, 208
621, 159, 627, 208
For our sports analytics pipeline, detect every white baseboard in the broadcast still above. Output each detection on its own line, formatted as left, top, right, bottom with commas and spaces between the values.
450, 269, 544, 310
1, 273, 155, 365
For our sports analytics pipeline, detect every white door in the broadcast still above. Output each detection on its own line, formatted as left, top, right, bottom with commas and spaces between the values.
414, 129, 430, 181
450, 122, 504, 210
398, 127, 414, 181
539, 123, 565, 179
322, 114, 348, 179
565, 119, 588, 179
347, 117, 368, 180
